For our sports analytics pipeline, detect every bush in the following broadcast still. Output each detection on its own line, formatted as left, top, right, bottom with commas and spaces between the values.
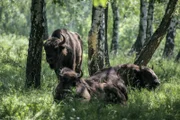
0, 34, 180, 120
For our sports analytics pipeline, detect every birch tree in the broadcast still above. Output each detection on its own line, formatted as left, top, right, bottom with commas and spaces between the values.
98, 4, 110, 69
88, 6, 105, 75
110, 0, 120, 55
134, 0, 178, 66
145, 0, 155, 44
26, 0, 47, 88
175, 50, 180, 62
129, 0, 147, 55
163, 17, 178, 58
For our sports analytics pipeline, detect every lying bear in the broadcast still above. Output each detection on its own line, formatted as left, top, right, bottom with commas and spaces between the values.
54, 67, 128, 104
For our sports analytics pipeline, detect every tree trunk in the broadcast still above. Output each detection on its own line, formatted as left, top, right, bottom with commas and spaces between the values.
134, 0, 178, 66
110, 0, 119, 55
129, 0, 147, 55
26, 0, 47, 88
163, 17, 178, 58
145, 0, 155, 44
97, 8, 105, 70
88, 6, 104, 75
0, 4, 2, 22
175, 50, 180, 62
104, 5, 110, 67
43, 1, 49, 40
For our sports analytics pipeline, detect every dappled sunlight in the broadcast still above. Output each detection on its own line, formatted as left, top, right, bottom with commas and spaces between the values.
0, 0, 180, 119
0, 35, 180, 120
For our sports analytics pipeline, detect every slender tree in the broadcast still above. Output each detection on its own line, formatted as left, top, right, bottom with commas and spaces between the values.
97, 7, 106, 69
26, 0, 47, 88
110, 0, 120, 55
129, 0, 147, 55
145, 0, 155, 44
43, 5, 48, 40
97, 5, 110, 69
0, 3, 2, 22
88, 1, 110, 75
104, 5, 110, 67
163, 17, 178, 58
88, 6, 105, 75
134, 0, 178, 66
175, 50, 180, 62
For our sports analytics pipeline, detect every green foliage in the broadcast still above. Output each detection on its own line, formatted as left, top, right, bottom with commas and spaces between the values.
0, 0, 180, 119
0, 34, 180, 120
46, 0, 92, 49
0, 34, 28, 91
0, 0, 31, 36
0, 0, 91, 44
93, 0, 108, 7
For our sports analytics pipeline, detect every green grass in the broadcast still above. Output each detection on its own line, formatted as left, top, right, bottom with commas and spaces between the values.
0, 34, 180, 120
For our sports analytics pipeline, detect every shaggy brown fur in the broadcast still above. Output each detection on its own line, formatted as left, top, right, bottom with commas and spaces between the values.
44, 29, 83, 78
92, 63, 160, 89
54, 64, 160, 103
54, 67, 128, 104
116, 64, 160, 89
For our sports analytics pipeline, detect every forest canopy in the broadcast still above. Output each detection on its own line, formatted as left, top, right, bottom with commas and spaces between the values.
0, 0, 180, 119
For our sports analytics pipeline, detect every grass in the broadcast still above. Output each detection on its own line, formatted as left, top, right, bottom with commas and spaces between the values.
0, 34, 180, 120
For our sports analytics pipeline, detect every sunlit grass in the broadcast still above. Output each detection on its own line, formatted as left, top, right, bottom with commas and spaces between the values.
0, 34, 180, 120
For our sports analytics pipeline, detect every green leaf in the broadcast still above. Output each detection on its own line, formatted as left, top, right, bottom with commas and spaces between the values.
93, 0, 108, 7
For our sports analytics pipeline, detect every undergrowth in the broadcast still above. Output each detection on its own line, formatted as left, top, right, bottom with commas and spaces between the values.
0, 34, 180, 120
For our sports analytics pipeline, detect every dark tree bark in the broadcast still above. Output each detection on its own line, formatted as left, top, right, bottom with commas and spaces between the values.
0, 5, 2, 22
104, 4, 110, 67
175, 50, 180, 62
26, 0, 47, 88
129, 0, 147, 55
43, 3, 49, 40
88, 4, 109, 75
134, 0, 178, 66
88, 6, 104, 75
163, 17, 178, 58
110, 0, 119, 55
97, 7, 106, 70
145, 0, 155, 44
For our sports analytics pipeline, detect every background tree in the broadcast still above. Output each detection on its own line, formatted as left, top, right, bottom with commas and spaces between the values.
1, 0, 180, 119
163, 17, 178, 58
175, 50, 180, 62
0, 0, 31, 36
104, 5, 110, 67
129, 0, 147, 55
145, 0, 155, 44
26, 0, 48, 88
134, 0, 178, 66
88, 5, 105, 75
97, 4, 110, 69
110, 0, 120, 55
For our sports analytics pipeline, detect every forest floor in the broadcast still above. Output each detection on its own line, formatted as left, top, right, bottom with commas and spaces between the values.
0, 34, 180, 120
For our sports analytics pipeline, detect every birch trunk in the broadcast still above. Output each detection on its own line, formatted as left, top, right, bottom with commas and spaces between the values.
129, 0, 147, 55
110, 0, 119, 54
163, 17, 178, 58
97, 9, 105, 69
26, 0, 47, 88
88, 6, 104, 75
175, 50, 180, 62
145, 0, 154, 44
134, 0, 178, 66
104, 5, 110, 67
